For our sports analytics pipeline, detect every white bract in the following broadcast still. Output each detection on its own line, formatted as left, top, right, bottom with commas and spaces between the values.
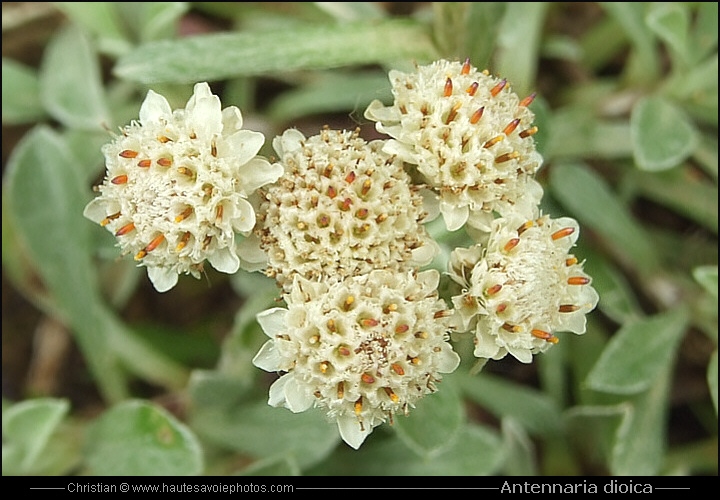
254, 128, 438, 292
448, 213, 599, 363
84, 83, 282, 292
365, 59, 543, 232
252, 269, 460, 449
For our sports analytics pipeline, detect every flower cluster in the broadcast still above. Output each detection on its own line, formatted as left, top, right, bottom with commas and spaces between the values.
252, 128, 437, 293
252, 269, 459, 449
448, 213, 600, 363
365, 58, 543, 232
84, 83, 282, 292
365, 59, 598, 365
84, 59, 598, 449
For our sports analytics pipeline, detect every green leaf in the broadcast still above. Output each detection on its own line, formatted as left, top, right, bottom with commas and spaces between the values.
4, 126, 188, 401
610, 367, 672, 475
629, 167, 718, 234
309, 423, 504, 475
693, 265, 718, 300
549, 162, 661, 276
4, 126, 126, 401
545, 108, 633, 161
601, 3, 661, 85
465, 3, 507, 68
1, 58, 45, 123
114, 19, 439, 84
116, 2, 190, 43
709, 350, 718, 415
500, 418, 537, 476
238, 456, 300, 476
39, 24, 111, 130
692, 2, 718, 61
631, 96, 699, 171
460, 372, 563, 437
86, 400, 203, 476
190, 398, 339, 470
645, 3, 690, 65
585, 307, 689, 394
267, 71, 392, 124
53, 2, 132, 56
393, 377, 465, 457
2, 398, 69, 475
493, 2, 548, 97
580, 251, 643, 324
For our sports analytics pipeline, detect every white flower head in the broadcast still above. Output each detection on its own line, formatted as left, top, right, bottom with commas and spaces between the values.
365, 58, 543, 232
448, 213, 599, 363
256, 127, 438, 292
252, 269, 460, 449
83, 83, 283, 292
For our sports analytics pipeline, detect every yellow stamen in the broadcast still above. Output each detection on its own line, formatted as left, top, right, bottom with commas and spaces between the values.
519, 126, 538, 138
502, 322, 521, 333
175, 206, 193, 223
384, 387, 399, 403
483, 135, 504, 149
100, 212, 121, 227
176, 232, 191, 252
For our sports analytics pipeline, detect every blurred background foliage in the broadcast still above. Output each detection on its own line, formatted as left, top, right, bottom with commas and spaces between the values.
2, 2, 717, 476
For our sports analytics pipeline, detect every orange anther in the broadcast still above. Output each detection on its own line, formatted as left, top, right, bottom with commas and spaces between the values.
111, 174, 128, 185
444, 77, 453, 97
568, 276, 590, 285
470, 107, 484, 124
504, 238, 520, 252
559, 304, 580, 313
551, 227, 575, 240
490, 79, 507, 97
519, 92, 536, 107
503, 118, 521, 136
466, 82, 479, 96
115, 222, 135, 236
119, 150, 138, 158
